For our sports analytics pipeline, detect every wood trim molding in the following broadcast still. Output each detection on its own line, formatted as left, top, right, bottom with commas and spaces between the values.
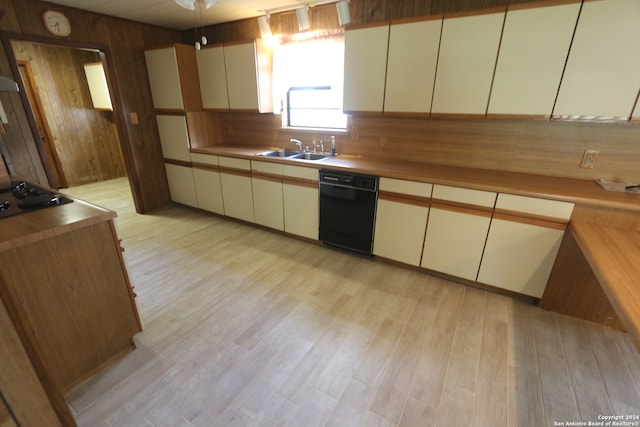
192, 162, 220, 172
378, 190, 430, 207
282, 176, 318, 188
492, 209, 568, 230
164, 158, 192, 168
383, 111, 430, 119
507, 0, 582, 12
430, 112, 487, 120
430, 199, 493, 217
219, 165, 252, 178
344, 21, 391, 31
251, 171, 283, 183
443, 6, 507, 19
390, 15, 444, 26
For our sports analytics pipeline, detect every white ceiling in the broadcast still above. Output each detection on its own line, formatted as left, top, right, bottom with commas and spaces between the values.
43, 0, 311, 31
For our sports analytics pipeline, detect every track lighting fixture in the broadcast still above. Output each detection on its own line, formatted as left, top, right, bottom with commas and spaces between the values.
336, 0, 351, 26
257, 14, 272, 39
296, 5, 311, 31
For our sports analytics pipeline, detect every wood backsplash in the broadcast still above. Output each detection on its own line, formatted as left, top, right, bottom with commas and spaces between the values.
214, 111, 639, 183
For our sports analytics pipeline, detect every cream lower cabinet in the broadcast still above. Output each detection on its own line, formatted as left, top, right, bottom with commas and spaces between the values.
219, 157, 254, 223
164, 163, 197, 207
282, 165, 318, 240
191, 153, 224, 215
373, 178, 432, 266
251, 160, 284, 231
477, 194, 574, 298
421, 185, 496, 281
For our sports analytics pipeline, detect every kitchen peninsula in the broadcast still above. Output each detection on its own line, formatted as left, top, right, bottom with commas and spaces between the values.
0, 177, 142, 400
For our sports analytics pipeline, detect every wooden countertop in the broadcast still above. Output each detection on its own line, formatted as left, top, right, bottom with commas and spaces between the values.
570, 222, 640, 350
0, 190, 115, 253
191, 145, 640, 212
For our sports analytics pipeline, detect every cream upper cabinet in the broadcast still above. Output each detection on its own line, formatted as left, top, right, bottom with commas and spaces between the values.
488, 2, 581, 117
156, 114, 191, 162
373, 178, 432, 266
343, 23, 390, 114
223, 40, 272, 113
553, 0, 640, 120
421, 185, 496, 281
144, 44, 202, 111
251, 160, 284, 231
477, 194, 574, 298
384, 17, 442, 115
282, 165, 318, 240
431, 10, 504, 116
196, 44, 229, 111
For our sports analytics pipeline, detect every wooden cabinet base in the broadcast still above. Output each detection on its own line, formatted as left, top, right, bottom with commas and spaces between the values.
0, 220, 142, 393
541, 227, 624, 331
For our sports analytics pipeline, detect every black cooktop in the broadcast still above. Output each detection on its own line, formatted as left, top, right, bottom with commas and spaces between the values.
0, 180, 73, 219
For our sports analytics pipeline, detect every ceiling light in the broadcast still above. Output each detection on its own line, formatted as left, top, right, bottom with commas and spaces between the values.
257, 15, 272, 39
296, 5, 311, 31
336, 0, 351, 26
174, 0, 217, 10
175, 0, 216, 50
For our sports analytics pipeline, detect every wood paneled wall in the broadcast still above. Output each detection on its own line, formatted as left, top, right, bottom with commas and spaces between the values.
12, 40, 125, 187
186, 0, 640, 183
183, 0, 544, 44
0, 0, 182, 212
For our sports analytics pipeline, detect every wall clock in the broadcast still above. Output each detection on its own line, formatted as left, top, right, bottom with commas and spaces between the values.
42, 10, 71, 37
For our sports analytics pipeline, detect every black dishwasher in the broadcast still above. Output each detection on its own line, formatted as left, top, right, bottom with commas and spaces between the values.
319, 169, 379, 254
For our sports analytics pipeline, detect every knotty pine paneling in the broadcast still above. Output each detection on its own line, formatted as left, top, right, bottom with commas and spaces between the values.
13, 40, 125, 187
0, 0, 182, 212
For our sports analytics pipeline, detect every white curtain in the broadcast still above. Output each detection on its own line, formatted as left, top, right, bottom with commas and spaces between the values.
272, 32, 345, 115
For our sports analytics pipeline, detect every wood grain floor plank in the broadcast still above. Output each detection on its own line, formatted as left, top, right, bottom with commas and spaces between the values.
61, 178, 640, 427
408, 329, 454, 409
508, 302, 546, 427
353, 318, 404, 388
473, 318, 509, 427
557, 316, 614, 421
371, 338, 422, 424
587, 327, 640, 414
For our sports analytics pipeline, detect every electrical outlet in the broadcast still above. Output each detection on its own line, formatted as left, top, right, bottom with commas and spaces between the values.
580, 149, 599, 168
379, 135, 387, 148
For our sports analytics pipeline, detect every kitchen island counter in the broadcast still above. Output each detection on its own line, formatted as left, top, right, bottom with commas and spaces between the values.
0, 180, 142, 394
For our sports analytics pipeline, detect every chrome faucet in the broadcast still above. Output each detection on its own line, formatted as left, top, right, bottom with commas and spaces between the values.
290, 138, 303, 151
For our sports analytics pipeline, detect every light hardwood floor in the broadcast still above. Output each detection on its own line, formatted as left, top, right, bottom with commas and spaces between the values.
63, 178, 640, 427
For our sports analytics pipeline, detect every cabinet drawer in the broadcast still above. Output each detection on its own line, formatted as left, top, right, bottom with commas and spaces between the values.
191, 153, 219, 166
219, 156, 251, 171
379, 177, 432, 197
432, 184, 496, 207
282, 165, 318, 181
251, 160, 283, 175
495, 193, 574, 221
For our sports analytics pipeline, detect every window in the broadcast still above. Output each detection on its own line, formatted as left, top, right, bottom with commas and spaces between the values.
272, 32, 347, 130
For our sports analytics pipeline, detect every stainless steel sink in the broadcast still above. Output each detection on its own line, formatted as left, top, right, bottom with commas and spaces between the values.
256, 149, 302, 158
289, 152, 330, 161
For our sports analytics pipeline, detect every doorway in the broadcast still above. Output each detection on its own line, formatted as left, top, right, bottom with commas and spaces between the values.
10, 40, 126, 188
